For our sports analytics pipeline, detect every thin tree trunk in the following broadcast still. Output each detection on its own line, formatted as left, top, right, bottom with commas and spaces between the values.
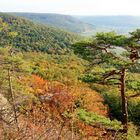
71, 102, 74, 140
57, 121, 65, 140
8, 68, 19, 131
120, 68, 128, 134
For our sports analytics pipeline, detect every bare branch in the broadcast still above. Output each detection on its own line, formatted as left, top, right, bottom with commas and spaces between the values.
127, 93, 140, 99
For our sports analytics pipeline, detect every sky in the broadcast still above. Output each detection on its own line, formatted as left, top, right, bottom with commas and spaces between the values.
0, 0, 140, 16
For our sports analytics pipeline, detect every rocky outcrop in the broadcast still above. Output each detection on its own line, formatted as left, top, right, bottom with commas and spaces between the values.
0, 94, 15, 124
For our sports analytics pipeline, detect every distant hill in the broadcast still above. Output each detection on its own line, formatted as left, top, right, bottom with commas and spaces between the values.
13, 13, 140, 35
76, 16, 140, 34
11, 13, 95, 35
0, 13, 81, 53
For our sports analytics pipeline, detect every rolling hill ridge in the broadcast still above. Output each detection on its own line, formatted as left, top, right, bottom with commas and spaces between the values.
0, 13, 81, 53
11, 12, 95, 35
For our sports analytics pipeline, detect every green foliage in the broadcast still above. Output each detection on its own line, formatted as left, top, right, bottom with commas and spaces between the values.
127, 123, 140, 140
72, 41, 95, 61
127, 80, 140, 91
103, 91, 122, 120
92, 83, 140, 126
126, 99, 140, 125
130, 29, 140, 40
0, 13, 81, 53
12, 13, 95, 34
22, 52, 86, 84
80, 74, 101, 83
96, 31, 129, 47
96, 32, 117, 45
77, 108, 122, 130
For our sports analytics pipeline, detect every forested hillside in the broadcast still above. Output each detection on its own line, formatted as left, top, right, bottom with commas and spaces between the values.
11, 12, 95, 34
14, 13, 140, 35
0, 13, 81, 53
1, 12, 140, 140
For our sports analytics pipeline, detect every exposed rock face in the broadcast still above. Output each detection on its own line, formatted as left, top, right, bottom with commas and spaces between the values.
0, 94, 8, 108
0, 94, 14, 124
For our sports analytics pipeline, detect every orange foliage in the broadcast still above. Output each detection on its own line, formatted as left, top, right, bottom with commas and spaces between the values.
48, 81, 67, 94
70, 83, 108, 117
17, 75, 109, 139
31, 75, 48, 95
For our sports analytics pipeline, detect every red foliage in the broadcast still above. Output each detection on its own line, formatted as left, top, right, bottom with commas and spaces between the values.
49, 92, 73, 114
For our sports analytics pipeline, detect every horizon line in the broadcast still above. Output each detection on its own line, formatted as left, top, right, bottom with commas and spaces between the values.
1, 11, 140, 17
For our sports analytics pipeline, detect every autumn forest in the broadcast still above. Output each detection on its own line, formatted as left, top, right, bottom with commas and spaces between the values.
0, 11, 140, 140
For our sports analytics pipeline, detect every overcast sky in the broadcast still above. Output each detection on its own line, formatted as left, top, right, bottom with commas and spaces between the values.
0, 0, 140, 15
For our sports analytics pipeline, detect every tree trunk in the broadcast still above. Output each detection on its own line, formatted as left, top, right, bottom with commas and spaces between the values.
8, 68, 19, 131
120, 68, 128, 134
